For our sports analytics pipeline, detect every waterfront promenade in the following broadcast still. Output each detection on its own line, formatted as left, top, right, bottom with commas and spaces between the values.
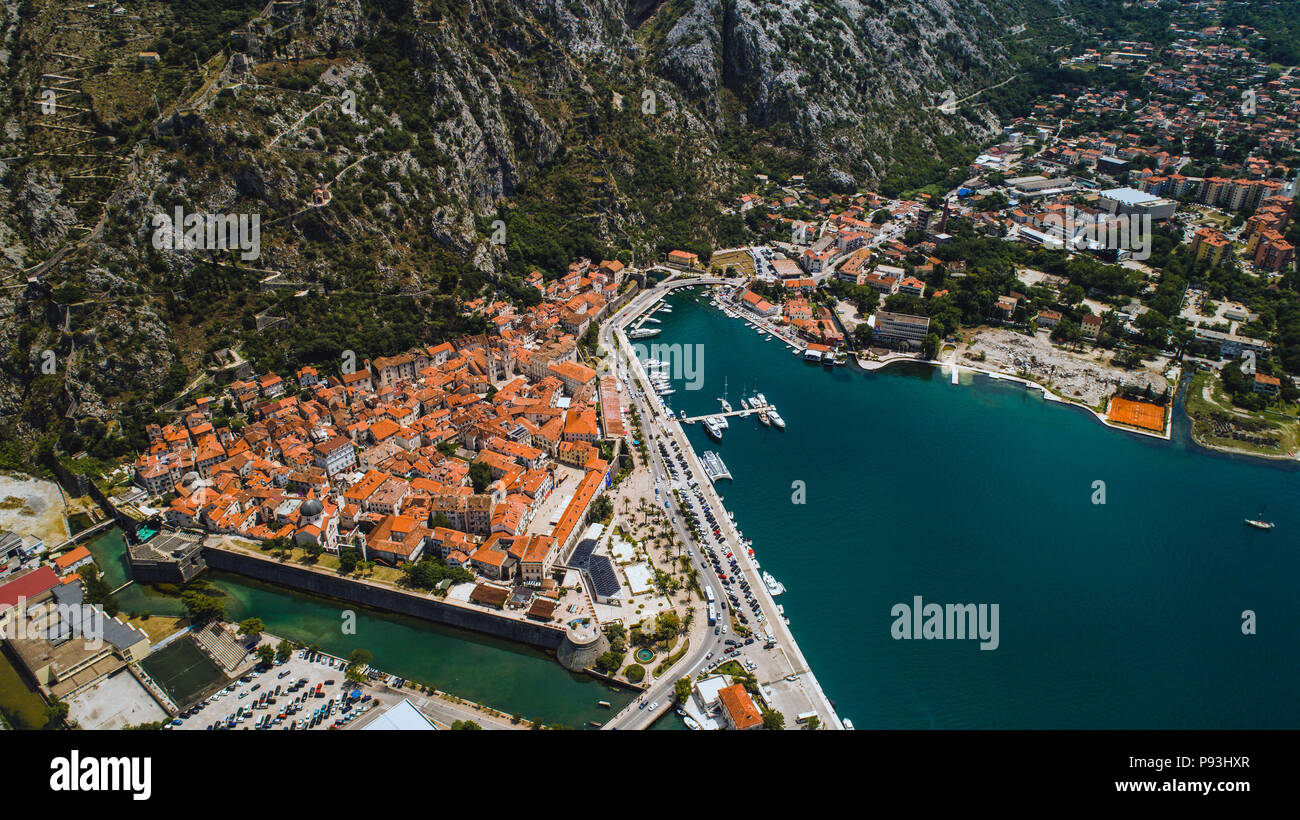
599, 275, 843, 729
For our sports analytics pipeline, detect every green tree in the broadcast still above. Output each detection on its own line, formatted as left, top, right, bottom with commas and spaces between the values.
347, 648, 373, 682
852, 324, 874, 348
762, 708, 786, 730
238, 618, 265, 640
922, 333, 940, 360
79, 563, 119, 617
276, 640, 292, 663
338, 547, 362, 573
1050, 319, 1081, 344
468, 461, 493, 493
450, 720, 483, 730
594, 650, 624, 674
674, 677, 692, 705
124, 721, 167, 730
590, 494, 614, 522
256, 644, 276, 666
42, 699, 70, 730
181, 589, 225, 622
654, 610, 681, 641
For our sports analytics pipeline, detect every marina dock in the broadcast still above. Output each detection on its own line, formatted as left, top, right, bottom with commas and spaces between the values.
682, 405, 775, 424
601, 273, 844, 730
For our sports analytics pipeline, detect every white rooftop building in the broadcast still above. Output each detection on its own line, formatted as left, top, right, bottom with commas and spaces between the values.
363, 698, 438, 730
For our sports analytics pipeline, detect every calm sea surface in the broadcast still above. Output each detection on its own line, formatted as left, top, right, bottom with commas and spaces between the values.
651, 287, 1299, 729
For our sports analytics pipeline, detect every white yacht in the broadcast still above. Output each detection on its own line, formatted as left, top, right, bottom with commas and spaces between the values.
754, 392, 767, 407
703, 417, 724, 441
763, 571, 786, 596
714, 414, 729, 430
769, 409, 786, 429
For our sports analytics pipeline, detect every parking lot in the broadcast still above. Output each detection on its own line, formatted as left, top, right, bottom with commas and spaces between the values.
656, 438, 770, 635
168, 649, 388, 731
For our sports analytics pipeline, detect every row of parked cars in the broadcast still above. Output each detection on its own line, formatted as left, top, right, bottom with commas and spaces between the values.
657, 438, 689, 482
678, 484, 765, 628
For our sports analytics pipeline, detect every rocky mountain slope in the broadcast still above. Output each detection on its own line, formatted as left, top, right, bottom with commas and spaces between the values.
0, 0, 1073, 461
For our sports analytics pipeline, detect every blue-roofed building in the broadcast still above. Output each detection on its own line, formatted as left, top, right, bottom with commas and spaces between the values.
566, 537, 622, 604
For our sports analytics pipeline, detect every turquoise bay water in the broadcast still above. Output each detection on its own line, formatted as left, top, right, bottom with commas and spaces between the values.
654, 288, 1300, 729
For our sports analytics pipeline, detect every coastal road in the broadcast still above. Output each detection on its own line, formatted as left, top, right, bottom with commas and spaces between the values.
600, 275, 729, 729
599, 275, 843, 729
353, 683, 519, 730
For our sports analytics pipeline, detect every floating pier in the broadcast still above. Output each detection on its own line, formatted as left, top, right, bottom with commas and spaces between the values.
682, 405, 774, 423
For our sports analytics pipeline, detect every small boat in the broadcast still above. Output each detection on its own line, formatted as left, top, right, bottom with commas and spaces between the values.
598, 701, 611, 708
843, 719, 855, 730
719, 399, 732, 413
769, 410, 786, 429
683, 716, 702, 730
739, 397, 751, 410
1245, 506, 1274, 530
764, 571, 786, 596
676, 707, 686, 716
758, 409, 771, 426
